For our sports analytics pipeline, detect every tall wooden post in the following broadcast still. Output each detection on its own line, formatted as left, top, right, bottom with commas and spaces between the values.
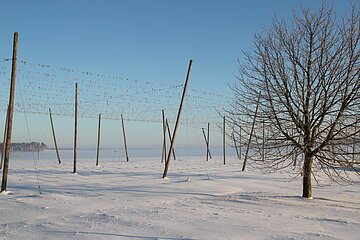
242, 92, 261, 171
1, 32, 18, 192
121, 114, 129, 162
96, 114, 101, 166
161, 109, 167, 163
207, 122, 211, 160
49, 108, 61, 164
165, 118, 176, 160
232, 131, 240, 159
202, 128, 209, 161
239, 126, 242, 160
73, 82, 78, 174
223, 116, 226, 165
262, 120, 265, 162
162, 59, 192, 178
292, 128, 297, 166
353, 126, 356, 162
202, 127, 212, 160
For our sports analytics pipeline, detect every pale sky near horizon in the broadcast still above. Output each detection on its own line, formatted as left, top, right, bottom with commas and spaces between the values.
0, 0, 353, 149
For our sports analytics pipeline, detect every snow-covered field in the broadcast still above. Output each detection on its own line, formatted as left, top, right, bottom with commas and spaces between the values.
0, 150, 359, 239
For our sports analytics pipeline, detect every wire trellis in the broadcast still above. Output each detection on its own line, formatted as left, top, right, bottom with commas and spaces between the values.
0, 57, 230, 129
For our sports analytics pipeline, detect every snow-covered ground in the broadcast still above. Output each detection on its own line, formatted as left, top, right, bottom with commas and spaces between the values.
0, 150, 359, 239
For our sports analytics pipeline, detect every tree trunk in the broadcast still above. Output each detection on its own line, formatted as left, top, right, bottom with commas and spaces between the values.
302, 153, 313, 198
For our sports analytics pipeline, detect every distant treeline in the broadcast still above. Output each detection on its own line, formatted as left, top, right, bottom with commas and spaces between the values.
0, 142, 48, 152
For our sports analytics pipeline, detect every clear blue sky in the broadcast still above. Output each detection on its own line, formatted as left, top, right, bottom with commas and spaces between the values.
0, 0, 352, 150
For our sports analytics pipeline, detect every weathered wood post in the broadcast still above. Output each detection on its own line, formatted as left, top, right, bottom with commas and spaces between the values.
49, 108, 61, 164
242, 92, 261, 171
232, 131, 240, 159
0, 107, 9, 169
96, 114, 101, 166
223, 116, 226, 165
165, 118, 176, 160
162, 59, 192, 178
239, 126, 242, 159
207, 122, 211, 160
121, 114, 129, 162
353, 126, 356, 162
292, 128, 297, 166
73, 82, 78, 173
1, 32, 18, 192
161, 109, 167, 163
202, 128, 208, 161
262, 120, 265, 162
202, 127, 212, 160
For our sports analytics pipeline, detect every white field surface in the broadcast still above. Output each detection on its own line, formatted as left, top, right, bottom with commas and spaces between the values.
0, 150, 359, 240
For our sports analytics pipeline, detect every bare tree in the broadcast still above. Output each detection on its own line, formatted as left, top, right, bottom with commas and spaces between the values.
227, 3, 360, 198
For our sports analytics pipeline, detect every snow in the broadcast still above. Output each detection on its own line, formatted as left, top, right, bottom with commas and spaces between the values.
0, 151, 359, 239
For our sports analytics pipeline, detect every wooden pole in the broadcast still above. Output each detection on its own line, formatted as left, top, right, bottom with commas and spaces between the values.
239, 126, 242, 160
293, 128, 297, 166
262, 120, 265, 162
353, 126, 356, 162
121, 114, 129, 162
165, 118, 176, 160
202, 128, 209, 161
223, 116, 226, 165
202, 127, 212, 160
232, 131, 240, 159
207, 122, 211, 160
242, 92, 261, 171
161, 109, 167, 163
73, 82, 78, 174
49, 108, 61, 164
162, 59, 192, 178
1, 32, 18, 192
0, 107, 9, 169
96, 114, 101, 166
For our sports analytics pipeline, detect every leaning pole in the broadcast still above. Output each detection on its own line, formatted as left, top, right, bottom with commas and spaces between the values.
1, 32, 18, 192
162, 59, 193, 178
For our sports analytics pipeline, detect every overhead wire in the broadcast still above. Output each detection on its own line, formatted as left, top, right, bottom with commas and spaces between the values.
0, 57, 230, 130
17, 74, 42, 194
